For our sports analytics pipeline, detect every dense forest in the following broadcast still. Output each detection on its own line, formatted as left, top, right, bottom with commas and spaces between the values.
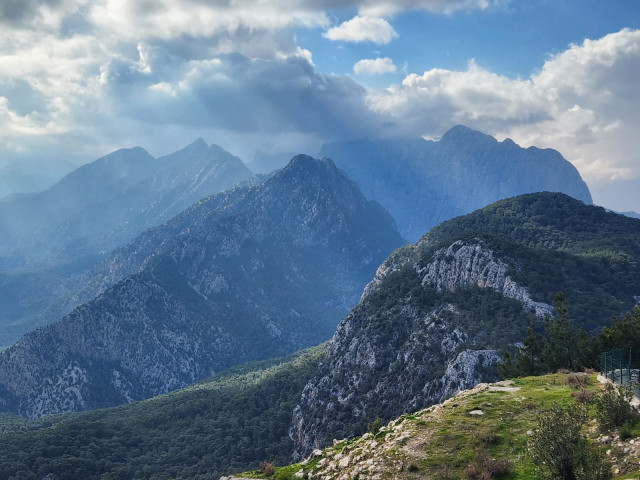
0, 345, 326, 480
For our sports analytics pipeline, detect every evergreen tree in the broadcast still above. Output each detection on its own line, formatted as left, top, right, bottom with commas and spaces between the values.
497, 350, 516, 379
515, 316, 546, 376
599, 306, 640, 353
543, 292, 583, 371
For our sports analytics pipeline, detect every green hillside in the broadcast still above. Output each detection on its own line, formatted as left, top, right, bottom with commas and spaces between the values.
420, 192, 640, 330
0, 344, 326, 480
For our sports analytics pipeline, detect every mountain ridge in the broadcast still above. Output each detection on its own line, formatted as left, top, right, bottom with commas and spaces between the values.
0, 139, 254, 346
319, 125, 593, 242
0, 155, 405, 418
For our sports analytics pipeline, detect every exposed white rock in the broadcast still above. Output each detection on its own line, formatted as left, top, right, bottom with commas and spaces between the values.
419, 240, 552, 317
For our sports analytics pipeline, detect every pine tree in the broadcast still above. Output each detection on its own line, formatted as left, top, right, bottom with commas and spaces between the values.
515, 316, 546, 376
543, 292, 585, 371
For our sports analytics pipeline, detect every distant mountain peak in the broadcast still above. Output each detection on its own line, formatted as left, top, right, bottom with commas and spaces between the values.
280, 154, 338, 178
319, 127, 593, 242
192, 137, 207, 147
171, 138, 209, 157
287, 154, 331, 167
100, 146, 153, 163
439, 124, 497, 146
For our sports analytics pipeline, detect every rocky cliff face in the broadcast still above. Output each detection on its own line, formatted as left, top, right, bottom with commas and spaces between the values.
0, 155, 405, 418
290, 239, 534, 457
290, 192, 640, 457
320, 125, 593, 242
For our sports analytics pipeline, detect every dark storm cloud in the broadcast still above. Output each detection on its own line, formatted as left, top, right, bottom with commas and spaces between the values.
100, 49, 386, 141
0, 0, 65, 25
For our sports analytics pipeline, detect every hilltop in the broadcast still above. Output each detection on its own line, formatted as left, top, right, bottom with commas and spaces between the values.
239, 373, 639, 480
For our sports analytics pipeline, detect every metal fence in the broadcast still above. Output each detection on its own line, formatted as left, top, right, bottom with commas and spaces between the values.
601, 348, 640, 398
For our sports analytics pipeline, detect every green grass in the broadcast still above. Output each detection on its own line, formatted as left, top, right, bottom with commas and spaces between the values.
249, 373, 637, 480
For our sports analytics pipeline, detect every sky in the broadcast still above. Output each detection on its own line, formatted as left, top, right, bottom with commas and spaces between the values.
0, 0, 639, 212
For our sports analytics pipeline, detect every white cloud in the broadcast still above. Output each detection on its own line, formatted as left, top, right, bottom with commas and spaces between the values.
0, 0, 502, 37
367, 28, 640, 211
324, 16, 398, 44
354, 57, 397, 74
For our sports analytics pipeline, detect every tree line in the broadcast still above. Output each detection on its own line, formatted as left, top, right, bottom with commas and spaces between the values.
499, 293, 640, 378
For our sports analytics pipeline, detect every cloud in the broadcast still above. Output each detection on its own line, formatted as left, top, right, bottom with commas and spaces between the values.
0, 0, 87, 30
324, 15, 398, 44
367, 28, 640, 210
1, 0, 500, 34
100, 46, 381, 140
88, 0, 329, 41
354, 57, 397, 74
357, 0, 501, 17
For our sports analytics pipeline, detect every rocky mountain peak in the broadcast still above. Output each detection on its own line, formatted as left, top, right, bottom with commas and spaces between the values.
439, 124, 497, 147
319, 125, 593, 242
61, 146, 155, 186
171, 137, 209, 157
282, 154, 337, 176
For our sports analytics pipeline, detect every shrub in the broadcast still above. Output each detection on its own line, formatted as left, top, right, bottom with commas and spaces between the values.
567, 373, 590, 389
367, 417, 382, 435
595, 383, 637, 431
618, 419, 634, 440
464, 450, 512, 480
572, 388, 594, 404
529, 404, 611, 479
259, 461, 275, 477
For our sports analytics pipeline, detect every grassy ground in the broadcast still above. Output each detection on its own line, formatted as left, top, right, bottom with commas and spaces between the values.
239, 372, 640, 480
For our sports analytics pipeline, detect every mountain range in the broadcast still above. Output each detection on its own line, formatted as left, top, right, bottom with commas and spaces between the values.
0, 140, 253, 346
0, 126, 596, 348
0, 138, 252, 269
0, 155, 404, 417
320, 125, 593, 242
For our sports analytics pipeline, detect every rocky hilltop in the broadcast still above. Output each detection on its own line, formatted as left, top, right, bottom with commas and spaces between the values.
320, 125, 593, 241
291, 192, 640, 456
251, 373, 636, 480
0, 155, 404, 418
